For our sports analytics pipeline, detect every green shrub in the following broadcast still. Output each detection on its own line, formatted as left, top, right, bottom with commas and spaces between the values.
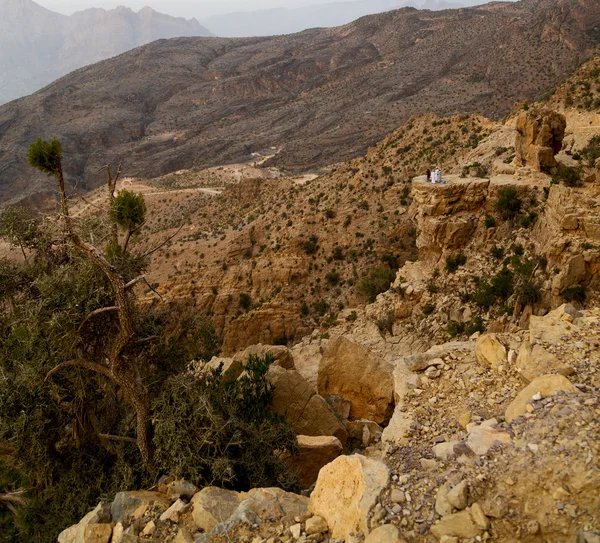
356, 266, 397, 302
490, 246, 504, 259
239, 293, 252, 311
490, 267, 514, 300
300, 302, 309, 316
445, 254, 467, 274
426, 281, 438, 294
302, 235, 319, 254
580, 135, 600, 167
561, 285, 586, 304
447, 320, 465, 337
484, 214, 497, 228
495, 187, 522, 220
552, 164, 582, 187
346, 310, 358, 322
465, 316, 485, 335
332, 247, 345, 261
153, 355, 298, 491
313, 300, 330, 316
376, 312, 395, 335
325, 271, 341, 285
423, 303, 435, 315
517, 280, 541, 306
471, 281, 495, 308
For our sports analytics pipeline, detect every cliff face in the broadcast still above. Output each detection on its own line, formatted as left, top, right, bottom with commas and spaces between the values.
0, 0, 212, 106
2, 0, 600, 206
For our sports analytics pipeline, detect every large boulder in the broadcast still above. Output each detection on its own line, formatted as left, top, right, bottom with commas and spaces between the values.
283, 435, 343, 489
514, 107, 566, 172
309, 454, 389, 541
317, 337, 394, 424
505, 374, 578, 422
110, 491, 169, 525
191, 487, 241, 532
58, 503, 113, 543
268, 365, 348, 443
515, 341, 574, 382
474, 334, 506, 370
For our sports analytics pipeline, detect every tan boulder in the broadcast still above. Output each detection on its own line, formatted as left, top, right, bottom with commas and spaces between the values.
318, 336, 394, 424
346, 419, 383, 447
59, 503, 113, 543
268, 365, 348, 443
309, 454, 389, 541
466, 422, 512, 455
283, 435, 343, 489
110, 491, 169, 524
364, 524, 406, 543
514, 108, 566, 172
474, 334, 506, 369
505, 374, 578, 423
515, 341, 574, 382
78, 524, 113, 543
430, 505, 488, 539
234, 343, 295, 370
191, 487, 241, 532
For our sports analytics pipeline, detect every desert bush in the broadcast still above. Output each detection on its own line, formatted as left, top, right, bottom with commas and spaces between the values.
490, 246, 504, 259
346, 311, 358, 322
356, 266, 397, 302
325, 271, 341, 286
495, 187, 522, 220
422, 303, 435, 315
447, 320, 465, 337
552, 164, 582, 187
239, 293, 252, 311
153, 355, 298, 491
445, 253, 467, 274
376, 312, 395, 335
302, 235, 319, 254
561, 285, 586, 304
484, 214, 497, 228
580, 135, 600, 167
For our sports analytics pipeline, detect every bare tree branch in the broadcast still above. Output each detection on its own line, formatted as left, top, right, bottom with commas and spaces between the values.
78, 306, 119, 331
125, 276, 146, 290
143, 277, 163, 302
139, 223, 184, 259
45, 359, 112, 382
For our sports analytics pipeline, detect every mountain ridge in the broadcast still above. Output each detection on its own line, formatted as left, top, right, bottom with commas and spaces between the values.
0, 0, 213, 105
0, 0, 599, 206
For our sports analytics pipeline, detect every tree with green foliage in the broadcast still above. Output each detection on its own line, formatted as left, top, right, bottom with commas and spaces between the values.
0, 140, 296, 542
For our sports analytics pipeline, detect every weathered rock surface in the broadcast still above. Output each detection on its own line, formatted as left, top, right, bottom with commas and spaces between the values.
474, 333, 506, 370
514, 108, 566, 172
309, 454, 389, 541
318, 336, 394, 424
283, 435, 343, 489
515, 340, 574, 382
268, 365, 348, 443
191, 487, 241, 532
505, 374, 578, 422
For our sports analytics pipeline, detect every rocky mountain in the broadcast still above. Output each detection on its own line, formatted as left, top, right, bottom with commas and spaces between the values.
0, 0, 212, 106
201, 0, 480, 38
1, 0, 599, 207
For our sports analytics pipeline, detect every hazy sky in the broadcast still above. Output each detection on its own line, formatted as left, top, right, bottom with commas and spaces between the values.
35, 0, 346, 18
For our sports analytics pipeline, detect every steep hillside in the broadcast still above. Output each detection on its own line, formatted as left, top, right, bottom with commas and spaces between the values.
0, 0, 212, 106
1, 0, 599, 207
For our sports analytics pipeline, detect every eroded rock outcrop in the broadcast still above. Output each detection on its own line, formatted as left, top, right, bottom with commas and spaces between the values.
514, 108, 566, 172
318, 336, 394, 424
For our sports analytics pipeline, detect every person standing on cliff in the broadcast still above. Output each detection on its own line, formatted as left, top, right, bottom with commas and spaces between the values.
426, 168, 431, 182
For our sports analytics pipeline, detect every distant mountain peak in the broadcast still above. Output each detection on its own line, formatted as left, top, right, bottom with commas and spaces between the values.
0, 0, 213, 105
